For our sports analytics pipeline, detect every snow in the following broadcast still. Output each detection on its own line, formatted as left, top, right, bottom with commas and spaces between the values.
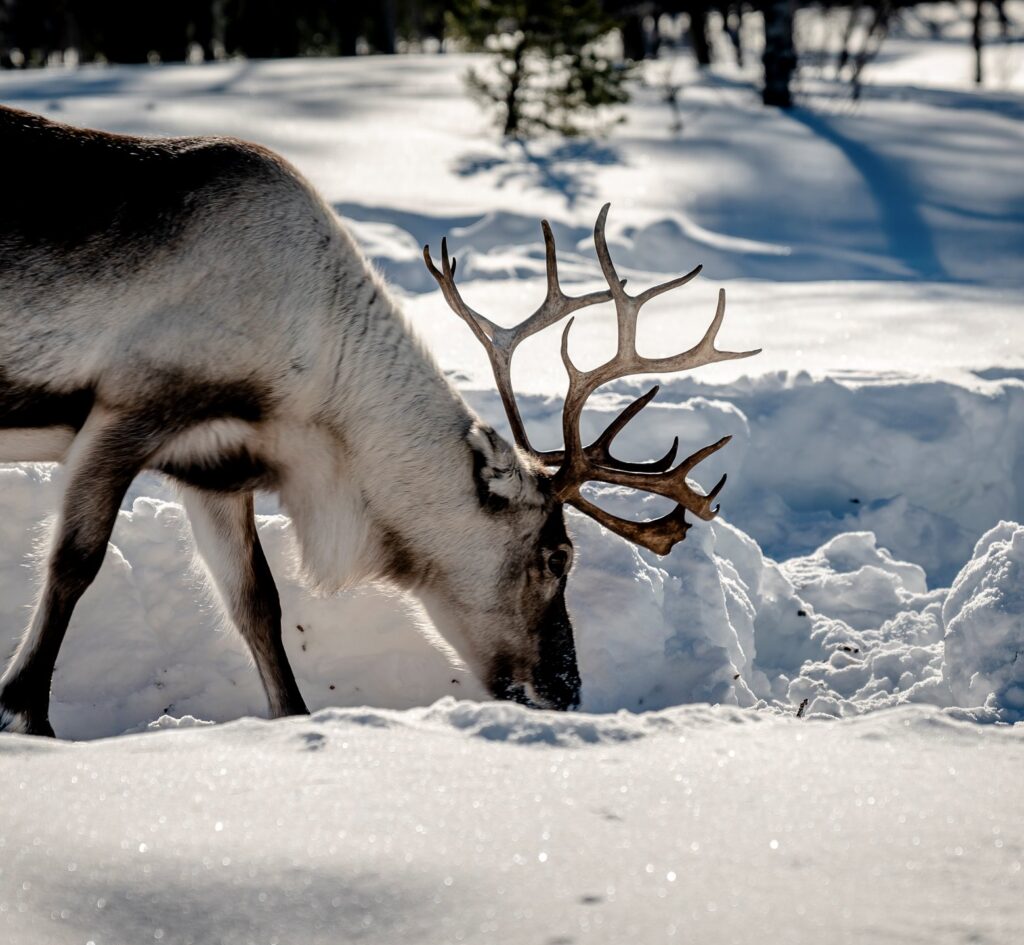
942, 522, 1024, 718
3, 703, 1023, 945
2, 19, 1024, 943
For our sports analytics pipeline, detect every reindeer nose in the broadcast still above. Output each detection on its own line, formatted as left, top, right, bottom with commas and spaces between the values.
491, 670, 580, 711
533, 665, 581, 712
501, 678, 579, 712
531, 627, 582, 711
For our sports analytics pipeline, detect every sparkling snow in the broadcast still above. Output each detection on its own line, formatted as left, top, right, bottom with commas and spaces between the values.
2, 19, 1023, 944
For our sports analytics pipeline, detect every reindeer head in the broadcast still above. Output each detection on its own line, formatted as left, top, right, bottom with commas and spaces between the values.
407, 421, 580, 710
422, 205, 760, 710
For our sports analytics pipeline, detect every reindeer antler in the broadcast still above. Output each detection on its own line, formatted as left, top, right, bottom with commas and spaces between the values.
424, 203, 761, 555
424, 220, 623, 463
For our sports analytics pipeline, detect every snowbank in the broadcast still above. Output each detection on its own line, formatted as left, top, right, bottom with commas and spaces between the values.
468, 372, 1024, 588
3, 454, 1022, 738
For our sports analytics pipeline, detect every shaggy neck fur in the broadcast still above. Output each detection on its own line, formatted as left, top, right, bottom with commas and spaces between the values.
279, 229, 482, 594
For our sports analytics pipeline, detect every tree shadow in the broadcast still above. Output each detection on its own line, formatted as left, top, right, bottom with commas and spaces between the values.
860, 80, 1024, 123
22, 860, 450, 945
786, 106, 948, 281
453, 138, 624, 209
0, 68, 135, 102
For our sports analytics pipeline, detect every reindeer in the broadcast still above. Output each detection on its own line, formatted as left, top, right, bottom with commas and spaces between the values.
0, 105, 759, 737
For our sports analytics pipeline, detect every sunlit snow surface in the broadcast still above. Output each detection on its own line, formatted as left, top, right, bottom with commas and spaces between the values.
3, 704, 1022, 945
2, 15, 1024, 944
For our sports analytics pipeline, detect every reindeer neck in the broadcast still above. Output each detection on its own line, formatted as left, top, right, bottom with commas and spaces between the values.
323, 258, 473, 466
280, 247, 476, 591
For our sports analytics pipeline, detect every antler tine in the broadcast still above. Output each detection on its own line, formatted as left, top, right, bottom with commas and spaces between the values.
505, 220, 617, 348
542, 219, 560, 302
584, 386, 679, 473
567, 496, 693, 557
593, 203, 630, 307
553, 433, 733, 555
636, 264, 703, 306
677, 434, 732, 478
616, 285, 762, 379
423, 239, 500, 349
424, 238, 530, 450
557, 438, 733, 554
689, 288, 762, 365
557, 432, 732, 516
527, 385, 680, 473
594, 202, 704, 308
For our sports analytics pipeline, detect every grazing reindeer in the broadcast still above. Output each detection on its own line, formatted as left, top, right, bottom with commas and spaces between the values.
0, 105, 758, 737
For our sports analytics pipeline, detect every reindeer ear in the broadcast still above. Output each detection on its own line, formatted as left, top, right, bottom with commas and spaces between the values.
467, 423, 538, 511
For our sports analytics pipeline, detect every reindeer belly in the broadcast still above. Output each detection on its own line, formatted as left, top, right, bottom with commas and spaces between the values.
0, 372, 93, 462
149, 419, 276, 494
0, 427, 76, 462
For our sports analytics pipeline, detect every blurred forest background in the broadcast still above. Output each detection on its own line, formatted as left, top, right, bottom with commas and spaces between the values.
0, 1, 1019, 116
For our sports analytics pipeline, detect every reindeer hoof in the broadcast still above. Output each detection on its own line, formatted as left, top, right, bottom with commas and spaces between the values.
0, 705, 55, 737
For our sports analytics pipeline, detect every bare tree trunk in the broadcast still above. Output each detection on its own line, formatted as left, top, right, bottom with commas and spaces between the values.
503, 41, 527, 139
973, 0, 984, 85
993, 0, 1010, 38
689, 4, 712, 66
650, 14, 662, 58
761, 0, 796, 107
337, 3, 359, 56
850, 2, 891, 101
724, 3, 744, 67
622, 13, 647, 61
0, 0, 14, 68
370, 0, 398, 55
836, 2, 862, 77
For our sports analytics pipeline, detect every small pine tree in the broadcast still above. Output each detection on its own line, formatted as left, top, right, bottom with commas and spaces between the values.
448, 0, 632, 138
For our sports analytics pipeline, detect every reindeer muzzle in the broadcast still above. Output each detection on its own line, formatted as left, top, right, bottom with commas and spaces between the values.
531, 593, 581, 711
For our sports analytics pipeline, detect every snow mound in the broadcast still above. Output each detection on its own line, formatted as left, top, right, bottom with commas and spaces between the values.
780, 531, 928, 631
144, 714, 217, 732
422, 697, 653, 745
304, 698, 656, 746
465, 373, 1024, 589
942, 522, 1024, 721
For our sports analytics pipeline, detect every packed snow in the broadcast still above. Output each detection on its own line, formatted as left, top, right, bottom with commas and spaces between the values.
2, 14, 1023, 944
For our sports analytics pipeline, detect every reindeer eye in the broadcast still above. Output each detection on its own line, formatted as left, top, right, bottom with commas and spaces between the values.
546, 548, 569, 578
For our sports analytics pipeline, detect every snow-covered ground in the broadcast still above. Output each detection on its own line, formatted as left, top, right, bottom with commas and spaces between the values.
4, 703, 1023, 945
2, 20, 1023, 943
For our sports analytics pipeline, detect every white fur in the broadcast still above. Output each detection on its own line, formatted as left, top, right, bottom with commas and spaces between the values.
150, 419, 258, 469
